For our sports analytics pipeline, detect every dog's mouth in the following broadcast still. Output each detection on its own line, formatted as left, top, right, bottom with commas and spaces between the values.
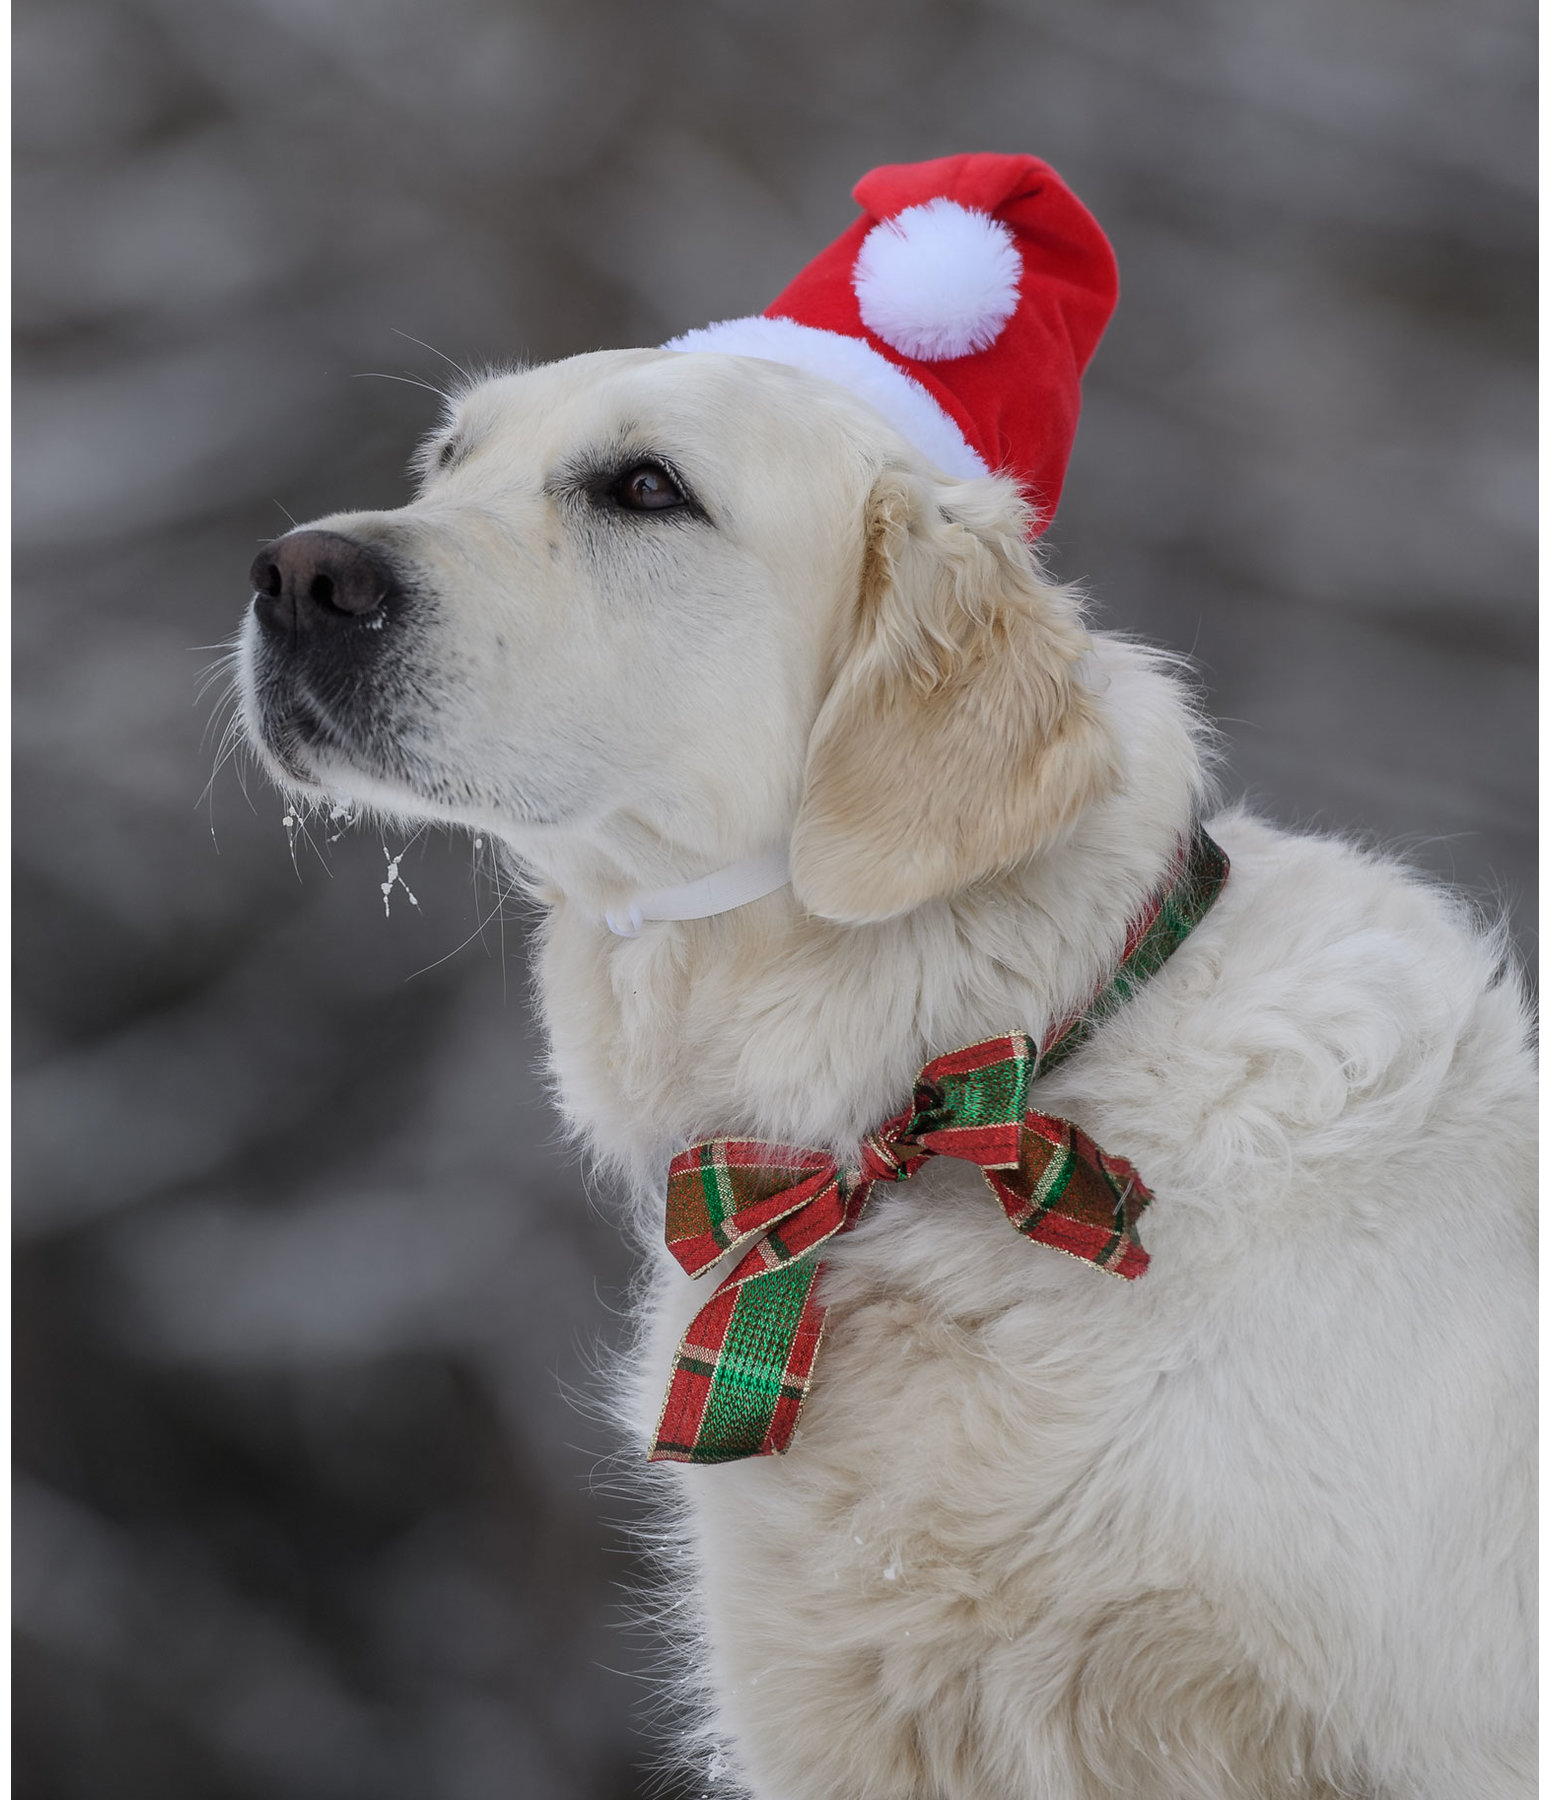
249, 662, 431, 795
257, 682, 351, 781
246, 648, 561, 826
237, 529, 576, 831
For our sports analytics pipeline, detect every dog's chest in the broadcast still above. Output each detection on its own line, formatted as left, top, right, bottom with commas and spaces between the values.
649, 1159, 1171, 1794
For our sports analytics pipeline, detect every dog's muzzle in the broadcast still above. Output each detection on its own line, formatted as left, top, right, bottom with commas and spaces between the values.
245, 528, 420, 782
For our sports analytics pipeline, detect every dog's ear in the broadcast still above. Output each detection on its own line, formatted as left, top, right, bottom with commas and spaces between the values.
790, 467, 1120, 923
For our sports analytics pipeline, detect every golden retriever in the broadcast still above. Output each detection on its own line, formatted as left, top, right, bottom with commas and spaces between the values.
238, 346, 1535, 1799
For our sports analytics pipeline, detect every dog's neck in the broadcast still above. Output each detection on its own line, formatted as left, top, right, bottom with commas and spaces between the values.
531, 640, 1206, 1192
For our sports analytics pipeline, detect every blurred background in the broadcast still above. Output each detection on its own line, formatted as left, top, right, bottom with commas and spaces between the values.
12, 0, 1534, 1795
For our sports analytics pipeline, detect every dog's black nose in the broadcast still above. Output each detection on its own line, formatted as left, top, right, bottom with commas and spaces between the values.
249, 531, 399, 635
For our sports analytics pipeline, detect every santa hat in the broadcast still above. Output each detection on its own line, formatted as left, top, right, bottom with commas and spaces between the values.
666, 153, 1118, 534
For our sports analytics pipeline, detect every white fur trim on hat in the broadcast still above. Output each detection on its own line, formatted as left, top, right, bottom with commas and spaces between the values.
664, 313, 988, 481
852, 199, 1022, 362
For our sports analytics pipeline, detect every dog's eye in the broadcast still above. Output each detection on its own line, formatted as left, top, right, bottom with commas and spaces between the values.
612, 462, 685, 512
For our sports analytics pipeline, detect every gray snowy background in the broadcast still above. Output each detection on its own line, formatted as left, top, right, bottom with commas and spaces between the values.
13, 1, 1535, 1797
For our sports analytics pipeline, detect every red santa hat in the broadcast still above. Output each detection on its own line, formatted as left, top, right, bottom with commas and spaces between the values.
666, 153, 1118, 535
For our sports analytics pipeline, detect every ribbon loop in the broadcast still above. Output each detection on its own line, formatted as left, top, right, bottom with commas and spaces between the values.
648, 828, 1228, 1465
664, 1142, 835, 1278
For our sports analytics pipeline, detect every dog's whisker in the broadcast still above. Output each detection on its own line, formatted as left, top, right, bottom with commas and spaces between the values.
198, 722, 244, 809
404, 854, 522, 982
353, 370, 449, 401
390, 327, 473, 387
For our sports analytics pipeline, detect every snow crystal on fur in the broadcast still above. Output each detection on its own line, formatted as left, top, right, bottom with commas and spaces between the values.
853, 199, 1022, 361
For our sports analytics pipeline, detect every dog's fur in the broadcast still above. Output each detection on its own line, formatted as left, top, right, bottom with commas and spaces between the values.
239, 348, 1536, 1798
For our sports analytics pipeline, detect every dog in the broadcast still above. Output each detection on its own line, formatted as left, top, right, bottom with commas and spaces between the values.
238, 167, 1535, 1798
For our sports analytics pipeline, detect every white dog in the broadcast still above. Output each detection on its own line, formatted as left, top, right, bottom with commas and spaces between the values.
237, 169, 1534, 1800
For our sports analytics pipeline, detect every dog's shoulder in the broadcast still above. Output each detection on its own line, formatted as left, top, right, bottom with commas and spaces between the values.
1194, 808, 1531, 1093
1052, 806, 1534, 1252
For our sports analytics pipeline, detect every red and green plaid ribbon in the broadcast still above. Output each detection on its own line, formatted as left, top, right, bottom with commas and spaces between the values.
649, 827, 1229, 1465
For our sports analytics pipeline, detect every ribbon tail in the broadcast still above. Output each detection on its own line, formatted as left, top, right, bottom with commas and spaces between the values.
649, 1256, 828, 1464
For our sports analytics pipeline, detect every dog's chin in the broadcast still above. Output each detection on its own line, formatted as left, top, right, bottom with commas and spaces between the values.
243, 681, 400, 810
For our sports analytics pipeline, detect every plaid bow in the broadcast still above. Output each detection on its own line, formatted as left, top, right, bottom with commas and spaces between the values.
649, 827, 1229, 1465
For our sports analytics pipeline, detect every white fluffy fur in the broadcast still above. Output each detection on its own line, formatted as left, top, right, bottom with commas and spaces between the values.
239, 346, 1536, 1800
853, 198, 1022, 360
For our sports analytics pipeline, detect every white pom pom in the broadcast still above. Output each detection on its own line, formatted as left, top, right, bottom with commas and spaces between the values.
852, 198, 1022, 362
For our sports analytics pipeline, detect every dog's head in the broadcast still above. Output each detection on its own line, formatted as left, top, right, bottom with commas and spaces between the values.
240, 349, 1118, 922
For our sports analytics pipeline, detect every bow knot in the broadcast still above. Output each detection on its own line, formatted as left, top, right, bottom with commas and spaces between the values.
858, 1126, 919, 1185
647, 827, 1229, 1467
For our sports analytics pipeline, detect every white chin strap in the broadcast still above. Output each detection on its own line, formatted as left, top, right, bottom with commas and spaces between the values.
603, 847, 791, 938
